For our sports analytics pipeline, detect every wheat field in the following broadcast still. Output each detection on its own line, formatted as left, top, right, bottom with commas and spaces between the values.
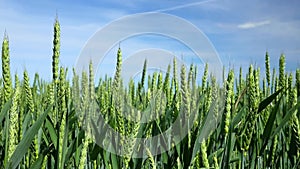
0, 18, 299, 169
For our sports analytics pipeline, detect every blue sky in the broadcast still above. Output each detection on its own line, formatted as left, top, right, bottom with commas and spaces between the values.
0, 0, 299, 82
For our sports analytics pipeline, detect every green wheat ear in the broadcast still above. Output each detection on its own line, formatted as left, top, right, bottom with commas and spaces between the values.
58, 67, 67, 169
23, 70, 34, 114
89, 60, 95, 101
157, 72, 163, 90
151, 72, 157, 92
279, 53, 285, 90
79, 136, 89, 169
271, 68, 276, 93
2, 33, 12, 104
201, 140, 210, 168
238, 66, 243, 95
8, 84, 21, 161
287, 73, 293, 107
163, 64, 170, 92
180, 64, 191, 148
202, 63, 208, 93
180, 64, 190, 116
72, 69, 80, 116
52, 17, 60, 84
187, 64, 194, 89
81, 71, 89, 112
213, 153, 219, 169
113, 47, 122, 91
88, 61, 96, 120
173, 57, 178, 92
296, 69, 300, 97
265, 51, 271, 86
224, 70, 234, 135
141, 59, 147, 89
145, 147, 156, 169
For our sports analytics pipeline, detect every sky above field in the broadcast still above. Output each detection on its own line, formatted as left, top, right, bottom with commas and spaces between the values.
0, 0, 299, 82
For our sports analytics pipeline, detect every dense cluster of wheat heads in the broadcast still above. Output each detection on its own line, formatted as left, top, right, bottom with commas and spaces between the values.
0, 18, 299, 169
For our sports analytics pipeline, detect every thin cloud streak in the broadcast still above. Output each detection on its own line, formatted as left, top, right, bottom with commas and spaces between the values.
238, 20, 271, 29
154, 0, 217, 12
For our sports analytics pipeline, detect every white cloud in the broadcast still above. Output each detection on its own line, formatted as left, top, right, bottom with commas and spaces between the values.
237, 20, 271, 29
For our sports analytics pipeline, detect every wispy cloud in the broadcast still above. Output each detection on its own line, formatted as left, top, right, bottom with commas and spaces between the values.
237, 20, 271, 29
154, 0, 217, 12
